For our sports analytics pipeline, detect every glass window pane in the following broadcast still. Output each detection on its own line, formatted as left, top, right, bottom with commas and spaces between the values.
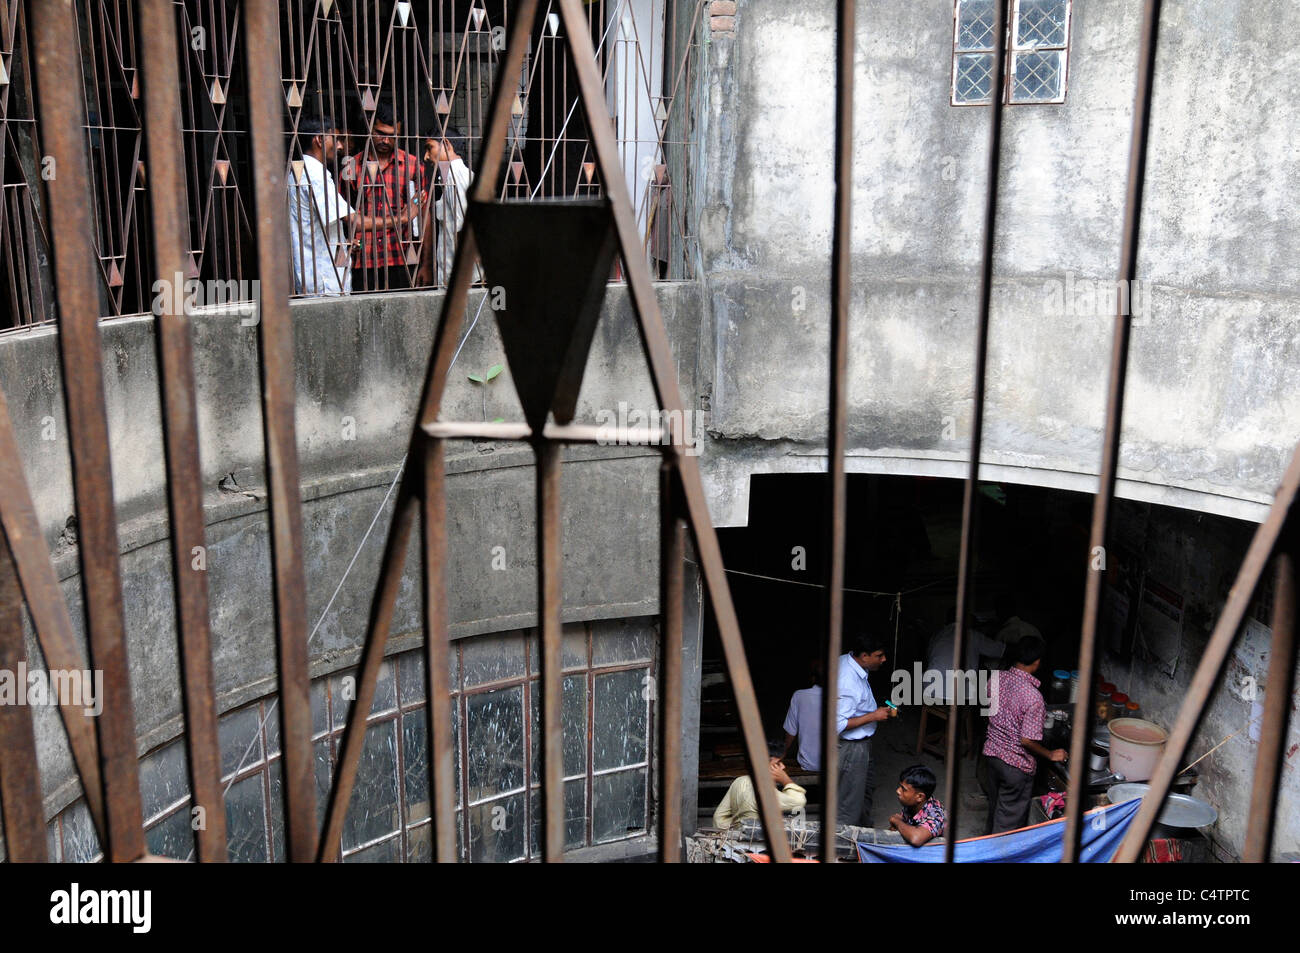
398, 649, 425, 704
343, 835, 401, 863
406, 821, 432, 863
1016, 0, 1068, 47
529, 623, 589, 674
530, 675, 588, 783
529, 779, 587, 855
330, 666, 395, 728
225, 773, 269, 863
593, 669, 649, 771
462, 631, 527, 687
47, 820, 61, 862
139, 741, 191, 822
468, 794, 525, 862
343, 720, 402, 851
591, 619, 654, 666
955, 52, 994, 103
268, 761, 285, 862
1012, 50, 1064, 101
220, 703, 264, 780
61, 799, 102, 863
144, 807, 194, 860
957, 0, 995, 50
592, 768, 647, 844
403, 703, 462, 823
465, 686, 525, 801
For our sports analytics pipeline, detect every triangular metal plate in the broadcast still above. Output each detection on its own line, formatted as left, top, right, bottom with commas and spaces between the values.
470, 200, 618, 430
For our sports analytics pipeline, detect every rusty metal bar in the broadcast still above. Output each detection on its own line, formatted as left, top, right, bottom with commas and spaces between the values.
944, 0, 1008, 865
536, 438, 564, 861
0, 530, 46, 862
30, 0, 146, 863
0, 389, 106, 841
241, 0, 316, 862
556, 0, 791, 862
1242, 532, 1297, 862
1064, 0, 1163, 863
136, 0, 227, 863
658, 459, 685, 862
421, 440, 458, 862
818, 0, 854, 863
325, 0, 542, 864
1113, 442, 1300, 863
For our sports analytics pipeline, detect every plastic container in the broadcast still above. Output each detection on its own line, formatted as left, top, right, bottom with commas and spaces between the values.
1096, 690, 1113, 723
1050, 670, 1071, 703
1125, 700, 1140, 716
1109, 692, 1130, 721
1070, 670, 1081, 702
1108, 717, 1168, 781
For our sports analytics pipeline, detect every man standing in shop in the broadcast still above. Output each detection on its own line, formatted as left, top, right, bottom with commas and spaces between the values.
836, 633, 898, 828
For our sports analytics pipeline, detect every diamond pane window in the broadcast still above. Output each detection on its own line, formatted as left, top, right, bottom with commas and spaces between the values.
952, 0, 996, 105
1010, 0, 1070, 103
951, 0, 1071, 106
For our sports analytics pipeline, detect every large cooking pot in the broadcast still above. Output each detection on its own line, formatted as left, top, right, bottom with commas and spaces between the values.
1108, 717, 1167, 781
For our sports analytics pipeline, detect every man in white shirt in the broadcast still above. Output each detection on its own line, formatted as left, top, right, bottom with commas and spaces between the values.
416, 127, 474, 287
781, 661, 823, 772
289, 119, 356, 296
836, 633, 898, 828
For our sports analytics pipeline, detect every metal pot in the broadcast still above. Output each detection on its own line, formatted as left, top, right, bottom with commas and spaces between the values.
1107, 782, 1218, 838
1088, 747, 1108, 771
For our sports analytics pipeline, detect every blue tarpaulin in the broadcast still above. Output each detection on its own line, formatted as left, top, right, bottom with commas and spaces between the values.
856, 797, 1142, 863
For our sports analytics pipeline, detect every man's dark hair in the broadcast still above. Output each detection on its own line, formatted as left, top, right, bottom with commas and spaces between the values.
1016, 635, 1046, 665
298, 117, 342, 139
373, 100, 397, 128
767, 741, 785, 759
899, 764, 937, 798
847, 632, 887, 658
435, 124, 469, 162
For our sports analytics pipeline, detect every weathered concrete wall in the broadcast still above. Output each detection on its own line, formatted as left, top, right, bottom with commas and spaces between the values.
1105, 500, 1300, 862
692, 0, 1300, 526
0, 283, 703, 822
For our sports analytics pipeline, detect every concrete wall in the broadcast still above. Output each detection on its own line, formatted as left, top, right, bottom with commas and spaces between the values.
692, 0, 1300, 527
0, 283, 704, 825
1104, 500, 1299, 862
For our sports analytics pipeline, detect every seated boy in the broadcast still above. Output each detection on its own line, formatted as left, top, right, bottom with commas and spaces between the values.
888, 764, 947, 846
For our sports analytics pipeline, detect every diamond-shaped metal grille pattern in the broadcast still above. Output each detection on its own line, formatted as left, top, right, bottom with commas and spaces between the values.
955, 52, 994, 103
957, 0, 995, 50
1016, 0, 1068, 48
1012, 50, 1064, 102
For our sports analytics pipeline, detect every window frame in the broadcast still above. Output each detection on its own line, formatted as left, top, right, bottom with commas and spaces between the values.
950, 0, 1072, 107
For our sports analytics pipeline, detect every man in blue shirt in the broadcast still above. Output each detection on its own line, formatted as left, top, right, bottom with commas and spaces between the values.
836, 633, 897, 828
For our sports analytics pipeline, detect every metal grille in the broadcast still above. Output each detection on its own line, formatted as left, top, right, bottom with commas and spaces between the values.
0, 0, 703, 331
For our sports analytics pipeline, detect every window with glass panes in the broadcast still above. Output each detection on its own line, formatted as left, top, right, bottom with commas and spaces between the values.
43, 621, 656, 863
952, 0, 1071, 106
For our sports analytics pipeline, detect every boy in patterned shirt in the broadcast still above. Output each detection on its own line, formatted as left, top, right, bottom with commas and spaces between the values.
889, 764, 947, 846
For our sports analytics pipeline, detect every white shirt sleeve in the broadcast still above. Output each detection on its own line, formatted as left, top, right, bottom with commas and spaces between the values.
314, 169, 355, 227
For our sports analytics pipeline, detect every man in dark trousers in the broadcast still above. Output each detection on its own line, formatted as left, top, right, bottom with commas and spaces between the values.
981, 635, 1066, 833
835, 633, 898, 828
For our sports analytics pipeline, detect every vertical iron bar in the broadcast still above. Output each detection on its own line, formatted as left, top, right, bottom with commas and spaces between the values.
241, 0, 317, 862
658, 457, 684, 862
944, 0, 1008, 864
136, 0, 227, 862
536, 439, 564, 862
30, 0, 146, 863
422, 438, 458, 862
1064, 0, 1163, 863
557, 0, 791, 861
0, 531, 47, 862
1242, 537, 1297, 862
1113, 443, 1300, 862
818, 0, 853, 864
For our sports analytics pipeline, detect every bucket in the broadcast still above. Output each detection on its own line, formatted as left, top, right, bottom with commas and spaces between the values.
1108, 717, 1167, 781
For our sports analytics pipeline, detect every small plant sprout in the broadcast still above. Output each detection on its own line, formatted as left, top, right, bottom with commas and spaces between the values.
467, 363, 505, 423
